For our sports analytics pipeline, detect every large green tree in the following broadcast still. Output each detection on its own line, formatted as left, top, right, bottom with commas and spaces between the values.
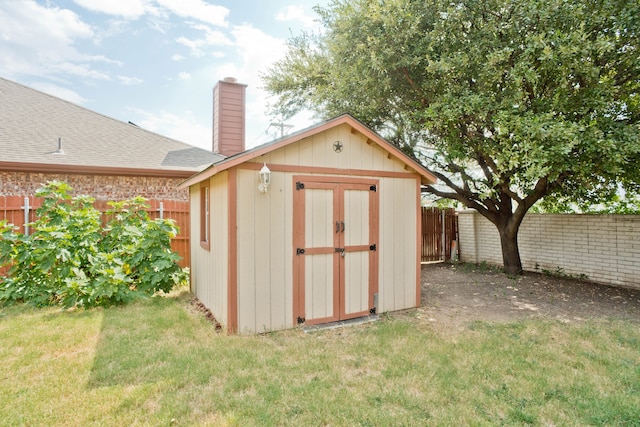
263, 0, 640, 274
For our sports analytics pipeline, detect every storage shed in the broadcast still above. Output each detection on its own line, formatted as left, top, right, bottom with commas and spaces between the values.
181, 79, 436, 334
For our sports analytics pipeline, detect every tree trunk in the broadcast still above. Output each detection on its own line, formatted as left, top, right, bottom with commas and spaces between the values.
499, 228, 523, 275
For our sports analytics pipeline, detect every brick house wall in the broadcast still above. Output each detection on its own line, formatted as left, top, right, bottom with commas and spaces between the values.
457, 210, 640, 290
0, 171, 188, 201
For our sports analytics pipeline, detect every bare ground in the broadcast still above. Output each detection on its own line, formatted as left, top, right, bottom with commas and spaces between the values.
418, 262, 640, 331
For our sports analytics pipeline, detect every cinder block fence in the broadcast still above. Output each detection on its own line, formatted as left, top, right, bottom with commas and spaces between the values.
457, 210, 640, 290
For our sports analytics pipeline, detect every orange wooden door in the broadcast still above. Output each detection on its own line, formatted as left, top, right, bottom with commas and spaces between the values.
293, 177, 379, 326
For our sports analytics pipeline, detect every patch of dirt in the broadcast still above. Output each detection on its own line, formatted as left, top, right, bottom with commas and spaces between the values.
189, 296, 223, 332
419, 263, 640, 331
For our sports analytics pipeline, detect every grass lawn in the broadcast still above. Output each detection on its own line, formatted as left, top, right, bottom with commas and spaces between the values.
1, 291, 639, 426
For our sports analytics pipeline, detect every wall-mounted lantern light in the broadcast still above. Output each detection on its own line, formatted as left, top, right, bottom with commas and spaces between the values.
258, 163, 271, 193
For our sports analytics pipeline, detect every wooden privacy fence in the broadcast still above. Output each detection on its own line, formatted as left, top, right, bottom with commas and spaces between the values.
0, 196, 190, 269
421, 207, 458, 262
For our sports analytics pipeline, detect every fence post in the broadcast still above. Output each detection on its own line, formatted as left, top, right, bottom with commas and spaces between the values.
158, 202, 164, 219
440, 209, 445, 261
22, 197, 30, 236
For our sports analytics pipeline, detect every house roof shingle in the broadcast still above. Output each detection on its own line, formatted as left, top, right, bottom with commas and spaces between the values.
0, 77, 222, 177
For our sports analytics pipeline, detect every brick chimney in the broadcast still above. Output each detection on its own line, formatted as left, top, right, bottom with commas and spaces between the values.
212, 77, 247, 156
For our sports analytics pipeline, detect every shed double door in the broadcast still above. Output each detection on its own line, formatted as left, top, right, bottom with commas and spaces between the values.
293, 177, 379, 326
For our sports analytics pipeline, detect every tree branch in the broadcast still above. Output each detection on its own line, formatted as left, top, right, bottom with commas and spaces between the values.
475, 151, 495, 185
401, 67, 427, 108
423, 185, 498, 225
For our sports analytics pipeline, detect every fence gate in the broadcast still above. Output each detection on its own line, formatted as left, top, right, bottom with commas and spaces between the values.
421, 207, 458, 262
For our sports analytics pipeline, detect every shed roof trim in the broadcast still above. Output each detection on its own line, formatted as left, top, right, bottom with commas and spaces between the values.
179, 114, 437, 188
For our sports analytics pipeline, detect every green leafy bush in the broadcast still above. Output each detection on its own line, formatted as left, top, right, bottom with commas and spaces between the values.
0, 181, 187, 308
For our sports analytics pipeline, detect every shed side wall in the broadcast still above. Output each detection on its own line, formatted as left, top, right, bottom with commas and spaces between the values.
378, 176, 420, 312
190, 173, 229, 327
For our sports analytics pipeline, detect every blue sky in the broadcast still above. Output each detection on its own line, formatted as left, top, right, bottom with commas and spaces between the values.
0, 0, 329, 150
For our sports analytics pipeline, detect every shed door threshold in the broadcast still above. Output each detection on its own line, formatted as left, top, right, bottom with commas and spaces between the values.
303, 314, 379, 334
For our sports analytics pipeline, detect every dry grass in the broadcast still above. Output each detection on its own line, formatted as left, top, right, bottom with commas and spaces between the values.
1, 292, 639, 426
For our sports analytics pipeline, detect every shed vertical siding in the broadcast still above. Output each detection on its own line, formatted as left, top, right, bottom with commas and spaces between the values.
236, 168, 293, 333
255, 123, 407, 173
378, 176, 419, 312
190, 173, 229, 328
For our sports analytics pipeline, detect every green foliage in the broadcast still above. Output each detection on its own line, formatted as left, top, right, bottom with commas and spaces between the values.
535, 264, 590, 281
533, 192, 640, 214
0, 181, 187, 308
263, 0, 640, 273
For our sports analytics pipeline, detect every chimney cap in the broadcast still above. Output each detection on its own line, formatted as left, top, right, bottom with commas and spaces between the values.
223, 77, 237, 83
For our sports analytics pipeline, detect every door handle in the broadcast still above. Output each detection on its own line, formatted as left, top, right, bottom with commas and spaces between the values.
335, 221, 340, 233
341, 221, 345, 232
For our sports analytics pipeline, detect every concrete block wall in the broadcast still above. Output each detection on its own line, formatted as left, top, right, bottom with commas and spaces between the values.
457, 210, 640, 290
0, 171, 188, 201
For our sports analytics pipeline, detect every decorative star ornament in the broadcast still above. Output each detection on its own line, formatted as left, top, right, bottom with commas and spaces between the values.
333, 140, 343, 153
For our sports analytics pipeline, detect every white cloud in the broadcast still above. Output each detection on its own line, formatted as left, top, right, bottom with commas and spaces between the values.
155, 0, 229, 27
71, 0, 147, 18
171, 54, 185, 61
191, 23, 231, 45
275, 5, 317, 28
175, 23, 232, 56
0, 1, 119, 82
87, 55, 123, 66
30, 82, 88, 105
230, 24, 287, 82
53, 62, 111, 80
178, 72, 191, 80
176, 36, 206, 56
0, 1, 92, 53
228, 24, 290, 117
130, 108, 211, 149
118, 76, 144, 85
201, 24, 310, 148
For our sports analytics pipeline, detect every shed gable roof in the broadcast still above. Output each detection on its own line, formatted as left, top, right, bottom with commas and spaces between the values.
180, 114, 436, 187
0, 77, 223, 177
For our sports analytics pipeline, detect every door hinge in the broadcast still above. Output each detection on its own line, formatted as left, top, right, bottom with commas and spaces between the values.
297, 316, 305, 324
369, 244, 377, 251
369, 307, 377, 315
370, 185, 377, 192
296, 248, 305, 255
296, 181, 305, 190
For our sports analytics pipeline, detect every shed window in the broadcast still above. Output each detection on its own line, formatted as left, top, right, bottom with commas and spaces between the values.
200, 182, 210, 250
